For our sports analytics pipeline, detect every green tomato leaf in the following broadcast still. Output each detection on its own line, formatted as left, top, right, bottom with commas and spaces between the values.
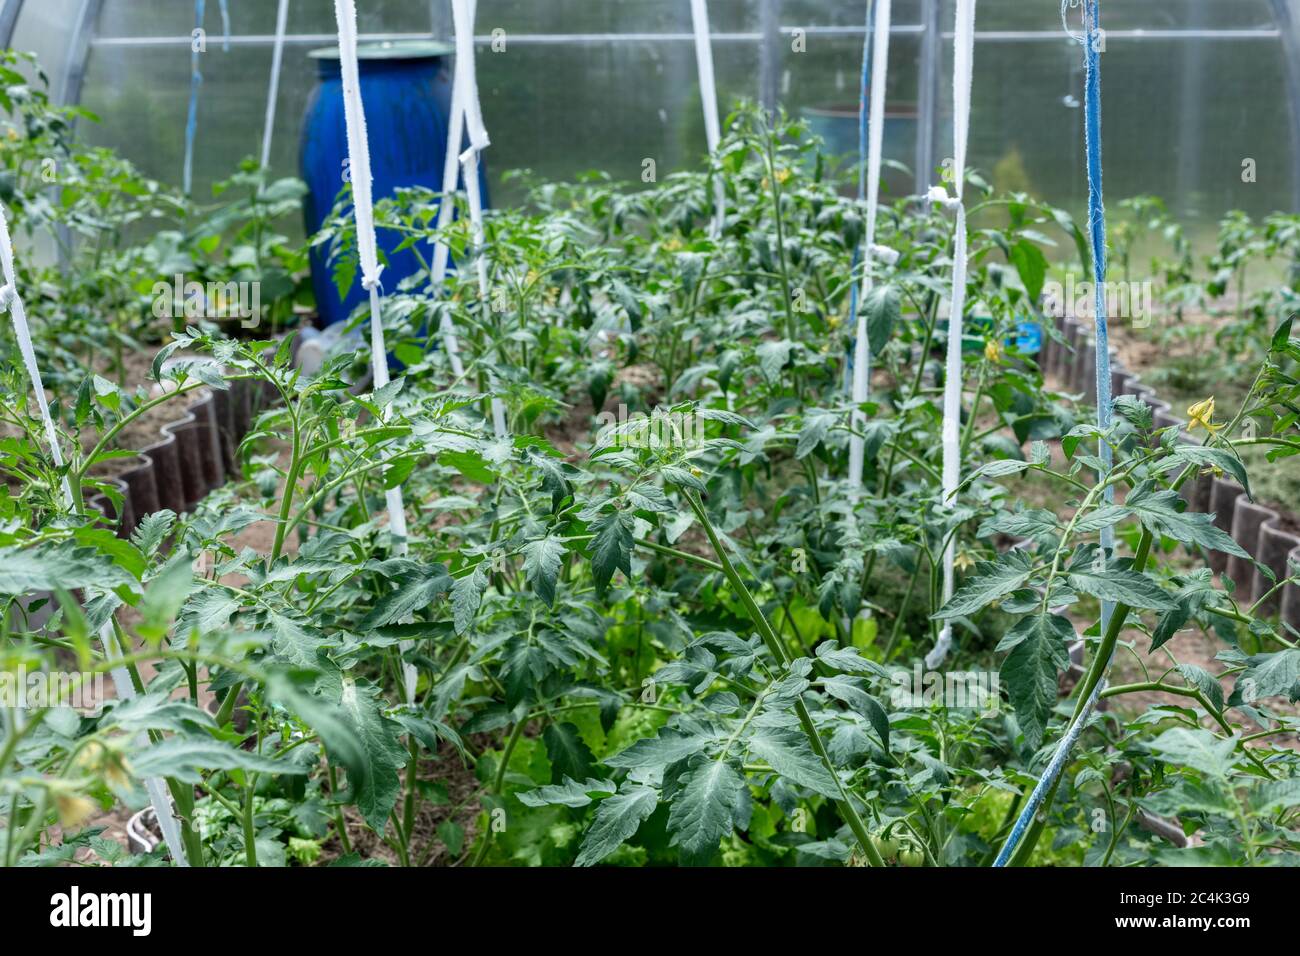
667, 756, 746, 865
522, 536, 567, 607
574, 783, 659, 867
543, 721, 596, 783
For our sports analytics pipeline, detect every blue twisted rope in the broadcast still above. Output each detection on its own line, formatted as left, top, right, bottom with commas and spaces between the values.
844, 0, 873, 391
183, 0, 205, 196
994, 0, 1111, 867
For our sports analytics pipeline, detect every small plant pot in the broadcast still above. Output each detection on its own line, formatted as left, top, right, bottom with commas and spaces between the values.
1256, 524, 1300, 617
1038, 325, 1055, 372
1057, 320, 1078, 383
120, 455, 161, 523
1205, 479, 1245, 574
127, 807, 161, 855
1079, 342, 1097, 402
1282, 547, 1300, 632
87, 477, 133, 537
1056, 319, 1079, 382
140, 431, 187, 515
1228, 500, 1277, 602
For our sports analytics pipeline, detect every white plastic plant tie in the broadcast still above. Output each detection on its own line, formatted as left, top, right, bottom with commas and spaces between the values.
930, 0, 977, 669
259, 0, 290, 171
689, 0, 726, 235
333, 0, 417, 704
848, 0, 892, 491
0, 202, 189, 865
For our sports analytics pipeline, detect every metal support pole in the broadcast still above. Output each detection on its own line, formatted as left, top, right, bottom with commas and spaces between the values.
430, 0, 451, 42
58, 0, 103, 107
1268, 0, 1300, 212
0, 0, 24, 49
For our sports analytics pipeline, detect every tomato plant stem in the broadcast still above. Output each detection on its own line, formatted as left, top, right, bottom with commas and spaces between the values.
684, 490, 885, 867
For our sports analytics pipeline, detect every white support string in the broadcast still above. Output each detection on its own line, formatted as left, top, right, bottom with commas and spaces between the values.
259, 0, 291, 171
333, 0, 417, 704
925, 0, 976, 671
448, 0, 507, 441
429, 25, 469, 379
847, 0, 892, 491
689, 0, 726, 235
429, 70, 466, 298
0, 202, 189, 865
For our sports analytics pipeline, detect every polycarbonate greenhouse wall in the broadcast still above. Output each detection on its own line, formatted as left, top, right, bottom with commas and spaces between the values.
4, 0, 1298, 226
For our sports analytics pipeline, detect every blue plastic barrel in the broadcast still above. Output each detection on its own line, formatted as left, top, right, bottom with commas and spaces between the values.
300, 39, 489, 328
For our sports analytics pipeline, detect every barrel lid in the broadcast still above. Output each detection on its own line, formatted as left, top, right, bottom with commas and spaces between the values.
308, 39, 454, 61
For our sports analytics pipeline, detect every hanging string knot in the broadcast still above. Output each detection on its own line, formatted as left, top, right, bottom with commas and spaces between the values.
868, 243, 900, 266
927, 185, 960, 210
924, 624, 954, 669
0, 283, 15, 312
361, 265, 384, 292
1060, 0, 1087, 43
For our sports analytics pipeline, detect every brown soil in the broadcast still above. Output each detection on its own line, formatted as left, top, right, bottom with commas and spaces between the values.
316, 745, 482, 867
81, 346, 214, 479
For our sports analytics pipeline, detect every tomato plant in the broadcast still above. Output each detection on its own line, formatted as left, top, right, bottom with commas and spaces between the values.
1, 96, 1297, 870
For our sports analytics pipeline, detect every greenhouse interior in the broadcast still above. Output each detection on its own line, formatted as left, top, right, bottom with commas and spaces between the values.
0, 0, 1298, 888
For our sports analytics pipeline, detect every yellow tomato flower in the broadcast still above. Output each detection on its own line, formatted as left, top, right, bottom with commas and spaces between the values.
76, 740, 132, 788
775, 167, 792, 184
984, 339, 1005, 364
1187, 397, 1220, 434
55, 792, 97, 829
662, 237, 683, 253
